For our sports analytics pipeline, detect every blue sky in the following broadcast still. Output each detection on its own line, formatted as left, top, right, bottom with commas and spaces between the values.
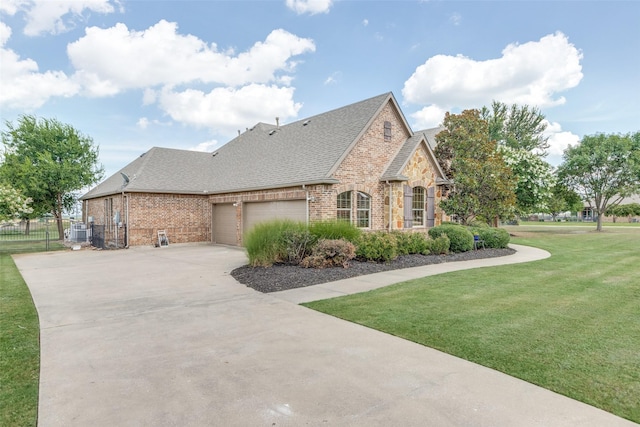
1, 0, 639, 179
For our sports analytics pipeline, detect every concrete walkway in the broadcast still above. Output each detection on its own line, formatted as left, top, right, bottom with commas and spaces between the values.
271, 244, 550, 303
14, 244, 637, 426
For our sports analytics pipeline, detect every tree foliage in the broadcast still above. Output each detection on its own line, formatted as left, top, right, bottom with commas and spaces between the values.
607, 203, 640, 222
500, 146, 555, 215
481, 101, 549, 154
435, 110, 517, 225
0, 115, 104, 239
557, 132, 640, 231
0, 183, 33, 222
545, 182, 583, 220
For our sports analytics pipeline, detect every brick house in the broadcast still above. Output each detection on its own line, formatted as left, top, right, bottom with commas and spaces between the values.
81, 92, 450, 247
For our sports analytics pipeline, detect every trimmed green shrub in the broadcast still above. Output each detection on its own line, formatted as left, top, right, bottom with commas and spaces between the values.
300, 239, 356, 268
356, 231, 397, 263
393, 231, 430, 255
470, 227, 510, 248
428, 234, 450, 255
428, 224, 474, 253
309, 220, 361, 243
244, 219, 307, 267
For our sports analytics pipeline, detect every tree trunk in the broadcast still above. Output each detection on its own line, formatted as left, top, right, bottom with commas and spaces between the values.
596, 213, 603, 232
56, 193, 64, 240
25, 218, 30, 236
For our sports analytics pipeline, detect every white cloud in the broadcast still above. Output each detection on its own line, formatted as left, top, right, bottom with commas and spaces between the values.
0, 0, 29, 15
67, 21, 315, 96
0, 21, 79, 110
324, 71, 341, 85
286, 0, 332, 15
136, 117, 149, 130
189, 140, 220, 152
3, 0, 116, 36
403, 32, 583, 111
544, 120, 580, 164
157, 84, 302, 135
362, 19, 369, 27
449, 12, 462, 26
409, 105, 447, 130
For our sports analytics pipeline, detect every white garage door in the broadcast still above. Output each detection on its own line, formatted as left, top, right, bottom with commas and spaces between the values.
212, 204, 237, 245
243, 200, 306, 235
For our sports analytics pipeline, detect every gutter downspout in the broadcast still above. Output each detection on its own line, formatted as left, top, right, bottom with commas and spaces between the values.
124, 193, 129, 248
386, 181, 392, 232
302, 184, 309, 225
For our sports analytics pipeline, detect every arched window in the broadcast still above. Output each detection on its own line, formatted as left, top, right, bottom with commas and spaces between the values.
336, 191, 371, 228
412, 187, 425, 226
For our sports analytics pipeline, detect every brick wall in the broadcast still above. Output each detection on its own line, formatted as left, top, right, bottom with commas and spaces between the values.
330, 101, 411, 231
85, 193, 210, 246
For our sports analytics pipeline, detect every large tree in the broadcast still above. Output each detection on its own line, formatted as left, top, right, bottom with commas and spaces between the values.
1, 115, 104, 239
435, 110, 517, 225
557, 132, 640, 231
481, 101, 549, 154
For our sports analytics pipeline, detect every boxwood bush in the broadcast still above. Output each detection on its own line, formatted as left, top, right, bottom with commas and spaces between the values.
392, 231, 430, 255
428, 234, 450, 255
428, 224, 474, 253
356, 231, 397, 263
470, 227, 510, 248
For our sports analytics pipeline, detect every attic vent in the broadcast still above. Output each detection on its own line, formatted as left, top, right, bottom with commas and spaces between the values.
384, 121, 392, 141
212, 152, 218, 157
268, 129, 277, 135
140, 152, 146, 157
302, 119, 311, 126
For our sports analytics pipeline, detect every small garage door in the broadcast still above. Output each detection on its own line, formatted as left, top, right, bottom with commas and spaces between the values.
243, 200, 306, 235
212, 204, 237, 245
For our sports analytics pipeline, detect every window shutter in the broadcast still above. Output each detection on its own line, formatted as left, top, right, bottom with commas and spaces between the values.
427, 187, 436, 227
403, 185, 413, 228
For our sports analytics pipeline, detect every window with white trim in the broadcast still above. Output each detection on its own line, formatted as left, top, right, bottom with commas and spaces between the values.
337, 192, 351, 222
356, 192, 371, 228
412, 187, 425, 226
336, 191, 371, 228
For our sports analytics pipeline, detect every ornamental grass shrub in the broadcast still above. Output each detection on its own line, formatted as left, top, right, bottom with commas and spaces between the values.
428, 224, 474, 253
300, 239, 356, 268
309, 220, 361, 243
244, 219, 308, 267
356, 231, 397, 263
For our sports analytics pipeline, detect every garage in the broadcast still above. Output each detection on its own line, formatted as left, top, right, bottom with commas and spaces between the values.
243, 200, 307, 235
212, 204, 237, 245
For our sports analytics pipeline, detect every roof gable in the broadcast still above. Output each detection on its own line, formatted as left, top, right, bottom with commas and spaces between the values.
380, 127, 447, 182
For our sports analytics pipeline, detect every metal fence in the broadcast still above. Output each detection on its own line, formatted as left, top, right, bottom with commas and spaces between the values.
0, 218, 60, 253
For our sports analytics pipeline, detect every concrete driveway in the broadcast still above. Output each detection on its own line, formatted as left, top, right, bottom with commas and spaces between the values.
14, 244, 636, 426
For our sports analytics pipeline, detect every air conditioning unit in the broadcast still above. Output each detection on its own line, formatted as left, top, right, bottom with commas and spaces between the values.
70, 223, 87, 242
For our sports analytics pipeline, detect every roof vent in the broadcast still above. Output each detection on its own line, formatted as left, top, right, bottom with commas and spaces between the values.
276, 117, 280, 129
303, 119, 311, 126
268, 129, 277, 136
212, 152, 218, 157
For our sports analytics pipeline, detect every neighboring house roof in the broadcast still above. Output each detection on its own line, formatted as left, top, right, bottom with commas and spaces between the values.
82, 92, 447, 200
380, 127, 447, 182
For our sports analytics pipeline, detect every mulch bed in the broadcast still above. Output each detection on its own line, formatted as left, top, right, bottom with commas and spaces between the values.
231, 247, 516, 293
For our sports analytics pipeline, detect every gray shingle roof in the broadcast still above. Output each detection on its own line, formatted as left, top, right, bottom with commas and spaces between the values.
380, 126, 446, 182
83, 92, 440, 199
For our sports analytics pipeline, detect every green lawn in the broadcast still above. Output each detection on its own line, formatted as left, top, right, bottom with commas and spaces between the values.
304, 226, 640, 423
0, 254, 40, 426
